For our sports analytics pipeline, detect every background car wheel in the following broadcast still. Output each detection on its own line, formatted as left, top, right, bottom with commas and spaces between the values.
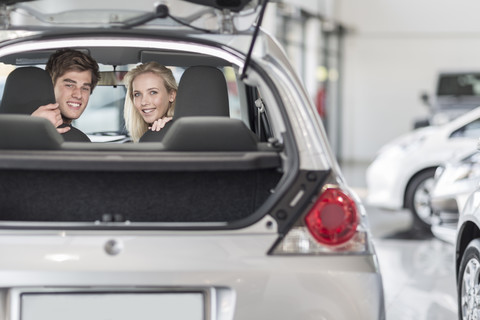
405, 168, 437, 230
458, 239, 480, 320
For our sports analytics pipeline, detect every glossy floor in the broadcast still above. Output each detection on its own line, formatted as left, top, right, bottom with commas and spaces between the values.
342, 162, 457, 320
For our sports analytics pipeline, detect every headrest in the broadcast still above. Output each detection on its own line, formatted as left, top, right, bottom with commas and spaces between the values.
0, 114, 63, 150
173, 66, 230, 118
0, 67, 56, 114
162, 117, 258, 151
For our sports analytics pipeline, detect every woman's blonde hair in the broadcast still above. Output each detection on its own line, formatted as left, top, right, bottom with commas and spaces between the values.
123, 62, 178, 142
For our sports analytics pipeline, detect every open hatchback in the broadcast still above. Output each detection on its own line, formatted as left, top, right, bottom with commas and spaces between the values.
0, 1, 385, 319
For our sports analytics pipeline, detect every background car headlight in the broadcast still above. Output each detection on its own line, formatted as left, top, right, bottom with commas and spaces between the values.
454, 152, 480, 182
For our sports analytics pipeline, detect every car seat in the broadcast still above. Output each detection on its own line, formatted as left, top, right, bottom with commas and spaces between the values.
139, 65, 230, 142
0, 66, 56, 114
0, 114, 63, 150
161, 117, 258, 151
0, 66, 90, 142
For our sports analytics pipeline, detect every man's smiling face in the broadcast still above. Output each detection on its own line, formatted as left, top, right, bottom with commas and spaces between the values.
54, 70, 93, 124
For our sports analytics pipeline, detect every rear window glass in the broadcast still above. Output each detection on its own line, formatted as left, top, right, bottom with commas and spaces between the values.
0, 63, 243, 138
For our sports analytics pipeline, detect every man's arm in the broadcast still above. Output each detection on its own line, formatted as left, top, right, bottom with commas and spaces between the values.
31, 103, 70, 134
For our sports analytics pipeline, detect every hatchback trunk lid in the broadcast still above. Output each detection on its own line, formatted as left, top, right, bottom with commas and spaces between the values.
3, 0, 261, 34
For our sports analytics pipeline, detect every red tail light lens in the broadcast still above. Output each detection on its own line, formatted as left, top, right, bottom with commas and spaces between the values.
304, 188, 358, 246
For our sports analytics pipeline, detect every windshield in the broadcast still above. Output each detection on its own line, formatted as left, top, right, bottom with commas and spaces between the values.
437, 73, 480, 97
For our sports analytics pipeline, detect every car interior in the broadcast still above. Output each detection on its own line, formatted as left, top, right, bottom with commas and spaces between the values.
0, 42, 287, 227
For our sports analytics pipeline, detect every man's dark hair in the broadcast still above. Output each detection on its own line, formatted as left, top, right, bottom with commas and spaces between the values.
46, 48, 100, 92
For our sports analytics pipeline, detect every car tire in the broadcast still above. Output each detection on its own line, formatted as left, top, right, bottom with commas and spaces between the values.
458, 239, 480, 320
405, 168, 437, 230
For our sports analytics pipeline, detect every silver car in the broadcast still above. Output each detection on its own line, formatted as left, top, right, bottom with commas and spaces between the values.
431, 150, 480, 243
0, 1, 384, 319
455, 149, 480, 319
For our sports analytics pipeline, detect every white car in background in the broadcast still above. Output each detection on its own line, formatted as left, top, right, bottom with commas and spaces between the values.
415, 71, 480, 128
366, 106, 480, 230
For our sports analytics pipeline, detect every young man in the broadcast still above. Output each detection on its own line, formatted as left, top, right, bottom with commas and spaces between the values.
32, 49, 100, 141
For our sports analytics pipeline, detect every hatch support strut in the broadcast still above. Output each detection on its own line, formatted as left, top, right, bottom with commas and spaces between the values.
240, 0, 269, 81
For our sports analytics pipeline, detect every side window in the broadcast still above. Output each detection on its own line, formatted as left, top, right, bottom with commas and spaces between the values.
450, 118, 480, 138
223, 66, 241, 120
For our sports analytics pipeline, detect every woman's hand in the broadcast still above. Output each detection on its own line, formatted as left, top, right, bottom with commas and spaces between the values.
149, 116, 172, 131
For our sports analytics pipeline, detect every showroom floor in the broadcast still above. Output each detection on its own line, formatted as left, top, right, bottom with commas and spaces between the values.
341, 162, 457, 320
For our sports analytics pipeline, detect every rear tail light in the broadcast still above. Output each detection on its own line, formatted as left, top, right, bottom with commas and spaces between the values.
271, 186, 368, 255
304, 188, 358, 245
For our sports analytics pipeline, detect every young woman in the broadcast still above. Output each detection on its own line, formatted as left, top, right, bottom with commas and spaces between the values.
123, 62, 177, 142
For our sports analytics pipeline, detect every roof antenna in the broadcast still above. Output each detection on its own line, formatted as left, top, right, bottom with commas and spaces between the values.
240, 0, 269, 81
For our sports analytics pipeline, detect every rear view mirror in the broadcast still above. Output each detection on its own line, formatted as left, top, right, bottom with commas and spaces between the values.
98, 71, 127, 86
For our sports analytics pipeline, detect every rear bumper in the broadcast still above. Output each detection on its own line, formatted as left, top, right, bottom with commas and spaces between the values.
1, 259, 385, 320
0, 232, 385, 320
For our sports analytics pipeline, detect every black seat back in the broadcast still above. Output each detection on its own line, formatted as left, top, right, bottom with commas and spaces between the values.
0, 114, 63, 150
162, 117, 257, 151
0, 66, 90, 142
174, 66, 229, 118
140, 66, 230, 142
0, 67, 56, 114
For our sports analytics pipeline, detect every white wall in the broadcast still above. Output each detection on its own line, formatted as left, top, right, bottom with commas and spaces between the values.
336, 0, 480, 162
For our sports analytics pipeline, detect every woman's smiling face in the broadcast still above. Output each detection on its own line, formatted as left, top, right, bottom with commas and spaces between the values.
132, 72, 175, 124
